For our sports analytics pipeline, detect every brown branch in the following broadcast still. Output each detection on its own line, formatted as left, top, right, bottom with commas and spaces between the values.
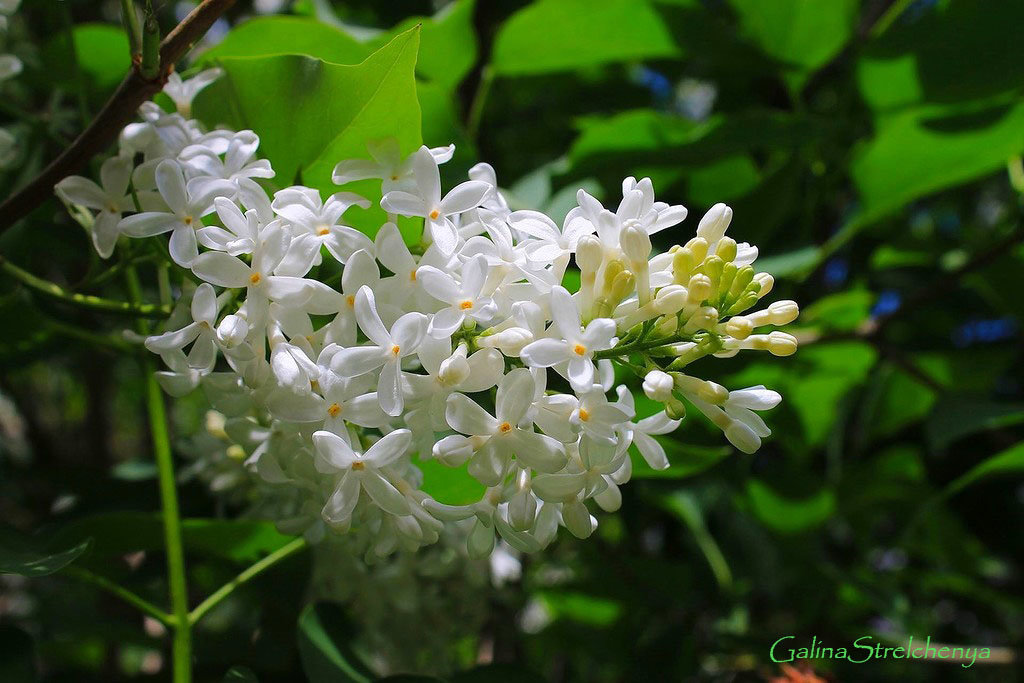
0, 0, 236, 233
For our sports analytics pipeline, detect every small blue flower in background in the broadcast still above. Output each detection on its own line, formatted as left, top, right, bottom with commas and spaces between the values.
871, 289, 902, 317
952, 317, 1019, 347
823, 258, 848, 288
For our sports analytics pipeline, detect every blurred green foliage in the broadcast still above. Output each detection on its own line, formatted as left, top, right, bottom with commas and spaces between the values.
1, 0, 1022, 681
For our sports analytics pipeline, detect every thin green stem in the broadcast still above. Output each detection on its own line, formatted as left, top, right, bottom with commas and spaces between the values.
188, 538, 308, 626
869, 0, 915, 38
63, 566, 175, 626
127, 263, 191, 683
121, 0, 143, 58
0, 256, 172, 318
466, 66, 494, 141
594, 332, 692, 360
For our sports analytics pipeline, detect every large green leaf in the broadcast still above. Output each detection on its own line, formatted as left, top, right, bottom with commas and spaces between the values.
743, 479, 836, 534
43, 23, 130, 96
363, 0, 478, 92
491, 0, 678, 76
197, 16, 368, 65
927, 395, 1024, 452
729, 0, 858, 87
415, 457, 486, 505
0, 528, 91, 577
945, 441, 1024, 497
51, 513, 296, 565
857, 1, 1024, 112
194, 28, 422, 237
849, 101, 1024, 228
297, 602, 375, 683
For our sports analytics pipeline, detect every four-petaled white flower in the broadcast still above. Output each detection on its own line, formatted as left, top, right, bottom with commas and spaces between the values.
330, 286, 427, 417
417, 255, 498, 338
520, 286, 617, 391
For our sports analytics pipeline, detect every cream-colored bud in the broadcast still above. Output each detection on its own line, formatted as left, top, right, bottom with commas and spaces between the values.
753, 272, 774, 298
672, 248, 696, 284
665, 398, 686, 420
699, 381, 729, 405
719, 262, 737, 299
767, 330, 798, 356
730, 266, 755, 297
715, 236, 737, 263
724, 420, 761, 454
226, 444, 247, 461
696, 203, 733, 244
602, 259, 625, 290
610, 270, 635, 303
654, 315, 678, 336
643, 370, 675, 402
768, 300, 799, 325
653, 285, 687, 314
684, 236, 709, 264
576, 235, 603, 272
621, 224, 652, 265
687, 274, 713, 304
684, 306, 718, 333
725, 317, 753, 340
205, 410, 227, 440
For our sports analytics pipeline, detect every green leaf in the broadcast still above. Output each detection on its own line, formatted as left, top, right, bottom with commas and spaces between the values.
945, 441, 1024, 496
415, 456, 486, 505
0, 625, 37, 682
849, 100, 1024, 228
0, 528, 91, 577
660, 492, 732, 589
729, 0, 858, 88
752, 245, 820, 279
743, 479, 836, 534
297, 602, 375, 683
197, 16, 369, 65
364, 0, 478, 91
450, 664, 546, 682
194, 28, 422, 237
686, 155, 761, 205
44, 23, 130, 95
537, 590, 623, 626
223, 666, 259, 683
927, 395, 1024, 452
52, 513, 296, 565
798, 290, 872, 333
491, 0, 678, 76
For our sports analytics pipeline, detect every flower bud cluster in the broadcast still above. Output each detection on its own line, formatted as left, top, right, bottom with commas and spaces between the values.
55, 70, 799, 558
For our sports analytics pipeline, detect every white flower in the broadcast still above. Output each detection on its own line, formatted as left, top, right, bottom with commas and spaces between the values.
445, 369, 567, 485
417, 255, 498, 337
55, 157, 145, 258
380, 146, 490, 255
0, 54, 22, 82
312, 429, 413, 523
329, 286, 427, 416
119, 159, 234, 266
332, 138, 454, 194
163, 67, 223, 117
272, 188, 373, 275
180, 130, 274, 193
642, 370, 674, 402
519, 286, 616, 391
571, 386, 633, 445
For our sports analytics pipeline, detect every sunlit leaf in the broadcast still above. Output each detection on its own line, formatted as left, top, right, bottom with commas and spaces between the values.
945, 441, 1024, 496
743, 479, 836, 533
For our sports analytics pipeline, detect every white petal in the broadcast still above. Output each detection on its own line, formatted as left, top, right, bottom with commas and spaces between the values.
445, 393, 499, 436
359, 471, 410, 516
191, 252, 251, 288
520, 338, 570, 368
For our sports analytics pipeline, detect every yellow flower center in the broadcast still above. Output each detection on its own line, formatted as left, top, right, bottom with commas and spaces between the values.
183, 215, 194, 226
578, 408, 590, 422
429, 208, 440, 220
498, 421, 513, 433
573, 343, 587, 356
346, 295, 355, 308
327, 402, 341, 417
391, 344, 401, 356
409, 270, 417, 282
351, 461, 365, 471
459, 299, 474, 310
249, 272, 262, 285
390, 174, 399, 181
317, 227, 330, 236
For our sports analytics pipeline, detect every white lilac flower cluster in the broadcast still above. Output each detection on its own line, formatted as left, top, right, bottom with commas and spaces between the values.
0, 0, 23, 166
55, 70, 799, 559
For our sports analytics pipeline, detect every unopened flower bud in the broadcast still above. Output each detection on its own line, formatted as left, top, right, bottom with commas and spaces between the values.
609, 270, 634, 304
683, 306, 718, 332
665, 398, 687, 420
562, 501, 596, 539
684, 236, 709, 264
217, 314, 249, 348
575, 235, 603, 272
205, 410, 227, 439
715, 236, 737, 263
621, 224, 652, 265
653, 285, 687, 314
701, 255, 724, 295
753, 272, 774, 298
719, 262, 738, 299
724, 316, 753, 339
767, 330, 798, 356
687, 274, 713, 304
730, 266, 755, 298
477, 327, 533, 355
432, 435, 475, 467
507, 487, 537, 531
468, 518, 495, 558
643, 370, 675, 401
672, 248, 696, 283
696, 203, 733, 244
768, 300, 799, 325
438, 353, 471, 386
724, 420, 761, 454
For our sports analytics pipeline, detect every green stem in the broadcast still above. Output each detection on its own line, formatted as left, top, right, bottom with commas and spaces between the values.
127, 263, 191, 683
0, 256, 172, 318
188, 538, 308, 626
869, 0, 915, 38
121, 0, 143, 58
466, 66, 494, 141
141, 1, 161, 81
594, 332, 692, 360
63, 566, 175, 626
